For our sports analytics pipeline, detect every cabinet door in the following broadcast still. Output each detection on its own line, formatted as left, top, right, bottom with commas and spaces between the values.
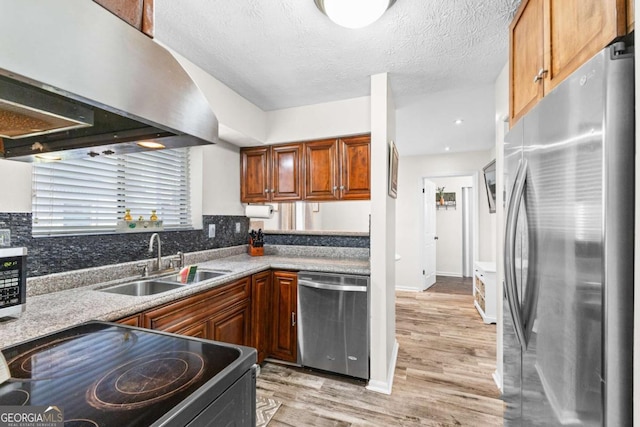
545, 0, 627, 94
304, 139, 339, 201
117, 313, 142, 327
509, 0, 545, 126
178, 320, 209, 339
271, 271, 298, 362
628, 0, 634, 32
240, 147, 270, 203
210, 301, 251, 346
251, 271, 272, 364
339, 136, 371, 200
544, 0, 627, 93
271, 144, 303, 201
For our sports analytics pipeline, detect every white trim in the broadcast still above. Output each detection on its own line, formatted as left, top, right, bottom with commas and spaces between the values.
366, 339, 399, 395
493, 369, 502, 393
435, 271, 463, 277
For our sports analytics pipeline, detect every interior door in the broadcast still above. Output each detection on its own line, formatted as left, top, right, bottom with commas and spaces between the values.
422, 179, 437, 289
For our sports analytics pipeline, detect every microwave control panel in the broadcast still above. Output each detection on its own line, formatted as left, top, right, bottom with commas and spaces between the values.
0, 257, 24, 307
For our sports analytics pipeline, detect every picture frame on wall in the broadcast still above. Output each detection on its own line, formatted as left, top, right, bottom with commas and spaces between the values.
388, 141, 399, 199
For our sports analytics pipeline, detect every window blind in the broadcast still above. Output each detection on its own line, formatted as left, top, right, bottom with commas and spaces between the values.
32, 148, 191, 236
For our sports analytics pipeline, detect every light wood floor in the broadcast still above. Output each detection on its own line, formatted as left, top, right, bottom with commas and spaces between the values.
257, 278, 503, 426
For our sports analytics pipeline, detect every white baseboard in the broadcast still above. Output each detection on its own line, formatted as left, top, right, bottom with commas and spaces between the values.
493, 369, 502, 393
366, 339, 399, 395
435, 271, 463, 277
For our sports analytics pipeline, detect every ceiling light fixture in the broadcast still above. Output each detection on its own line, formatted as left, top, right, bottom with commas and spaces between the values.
35, 153, 62, 161
454, 119, 464, 125
136, 141, 166, 149
445, 147, 450, 152
314, 0, 396, 29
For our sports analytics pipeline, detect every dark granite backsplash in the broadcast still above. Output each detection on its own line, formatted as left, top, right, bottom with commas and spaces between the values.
0, 213, 250, 277
263, 233, 369, 248
1, 213, 370, 277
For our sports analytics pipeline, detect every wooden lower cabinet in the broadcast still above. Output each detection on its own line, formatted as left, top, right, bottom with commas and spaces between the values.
141, 277, 251, 345
270, 271, 298, 363
116, 270, 301, 364
211, 301, 251, 346
116, 313, 142, 327
251, 271, 272, 364
178, 320, 209, 339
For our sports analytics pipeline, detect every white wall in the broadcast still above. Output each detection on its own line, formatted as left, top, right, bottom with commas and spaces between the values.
266, 97, 371, 144
168, 47, 267, 147
367, 73, 397, 394
494, 61, 509, 391
395, 150, 494, 291
319, 201, 370, 231
0, 159, 32, 212
432, 176, 473, 277
197, 142, 245, 217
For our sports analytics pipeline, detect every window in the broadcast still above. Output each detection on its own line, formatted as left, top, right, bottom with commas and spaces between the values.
32, 148, 191, 236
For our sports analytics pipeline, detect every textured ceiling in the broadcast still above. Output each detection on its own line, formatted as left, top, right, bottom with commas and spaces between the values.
154, 0, 520, 155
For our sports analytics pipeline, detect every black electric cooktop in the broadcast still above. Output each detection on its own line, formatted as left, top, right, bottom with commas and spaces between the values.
0, 322, 256, 426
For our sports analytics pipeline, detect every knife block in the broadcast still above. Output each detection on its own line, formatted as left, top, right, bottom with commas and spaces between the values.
248, 238, 264, 256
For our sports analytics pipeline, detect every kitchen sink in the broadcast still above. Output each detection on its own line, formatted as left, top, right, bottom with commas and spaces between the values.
161, 269, 232, 284
99, 280, 185, 296
189, 270, 230, 282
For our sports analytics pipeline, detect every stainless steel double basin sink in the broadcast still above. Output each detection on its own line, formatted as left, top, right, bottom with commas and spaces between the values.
99, 269, 231, 296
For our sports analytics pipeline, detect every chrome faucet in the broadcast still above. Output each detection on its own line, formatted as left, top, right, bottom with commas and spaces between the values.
149, 233, 162, 271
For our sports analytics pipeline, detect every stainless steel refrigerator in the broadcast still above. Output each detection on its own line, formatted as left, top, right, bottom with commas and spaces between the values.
503, 42, 634, 426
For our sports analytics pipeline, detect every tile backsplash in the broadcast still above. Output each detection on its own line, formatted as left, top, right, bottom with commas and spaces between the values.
1, 213, 250, 277
1, 213, 370, 277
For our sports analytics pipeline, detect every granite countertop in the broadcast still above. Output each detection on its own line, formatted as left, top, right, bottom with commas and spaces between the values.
0, 253, 369, 349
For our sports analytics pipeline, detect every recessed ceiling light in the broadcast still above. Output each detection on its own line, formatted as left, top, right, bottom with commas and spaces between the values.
137, 141, 166, 149
445, 147, 450, 152
454, 119, 463, 125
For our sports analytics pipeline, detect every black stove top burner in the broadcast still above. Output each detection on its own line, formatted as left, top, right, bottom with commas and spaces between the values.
0, 322, 252, 427
64, 420, 99, 427
0, 383, 29, 405
7, 330, 137, 381
87, 351, 204, 410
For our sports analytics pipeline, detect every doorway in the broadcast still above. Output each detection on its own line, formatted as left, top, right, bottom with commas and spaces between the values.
423, 174, 478, 284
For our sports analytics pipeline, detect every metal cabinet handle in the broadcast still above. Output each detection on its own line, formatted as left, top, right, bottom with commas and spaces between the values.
533, 68, 548, 83
339, 185, 345, 190
504, 159, 528, 350
270, 189, 275, 193
264, 188, 269, 193
333, 186, 338, 191
291, 312, 296, 327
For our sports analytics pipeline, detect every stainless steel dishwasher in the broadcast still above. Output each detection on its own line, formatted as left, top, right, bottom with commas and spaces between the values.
297, 271, 369, 380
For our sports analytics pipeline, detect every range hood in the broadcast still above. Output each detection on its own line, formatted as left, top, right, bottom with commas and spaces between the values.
0, 0, 218, 162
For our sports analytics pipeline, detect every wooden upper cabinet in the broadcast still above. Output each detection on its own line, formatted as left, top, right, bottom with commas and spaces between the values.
509, 0, 629, 126
510, 0, 545, 126
304, 139, 340, 201
339, 136, 371, 200
240, 144, 302, 203
545, 0, 627, 93
93, 0, 154, 37
304, 135, 371, 201
241, 147, 270, 203
628, 0, 634, 32
271, 144, 303, 201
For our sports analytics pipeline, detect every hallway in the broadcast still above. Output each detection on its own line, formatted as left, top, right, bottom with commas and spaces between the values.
257, 279, 503, 426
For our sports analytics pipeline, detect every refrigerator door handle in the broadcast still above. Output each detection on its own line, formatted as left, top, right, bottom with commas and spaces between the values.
504, 159, 528, 351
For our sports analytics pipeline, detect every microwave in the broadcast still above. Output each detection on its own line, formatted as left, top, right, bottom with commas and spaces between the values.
0, 247, 27, 318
